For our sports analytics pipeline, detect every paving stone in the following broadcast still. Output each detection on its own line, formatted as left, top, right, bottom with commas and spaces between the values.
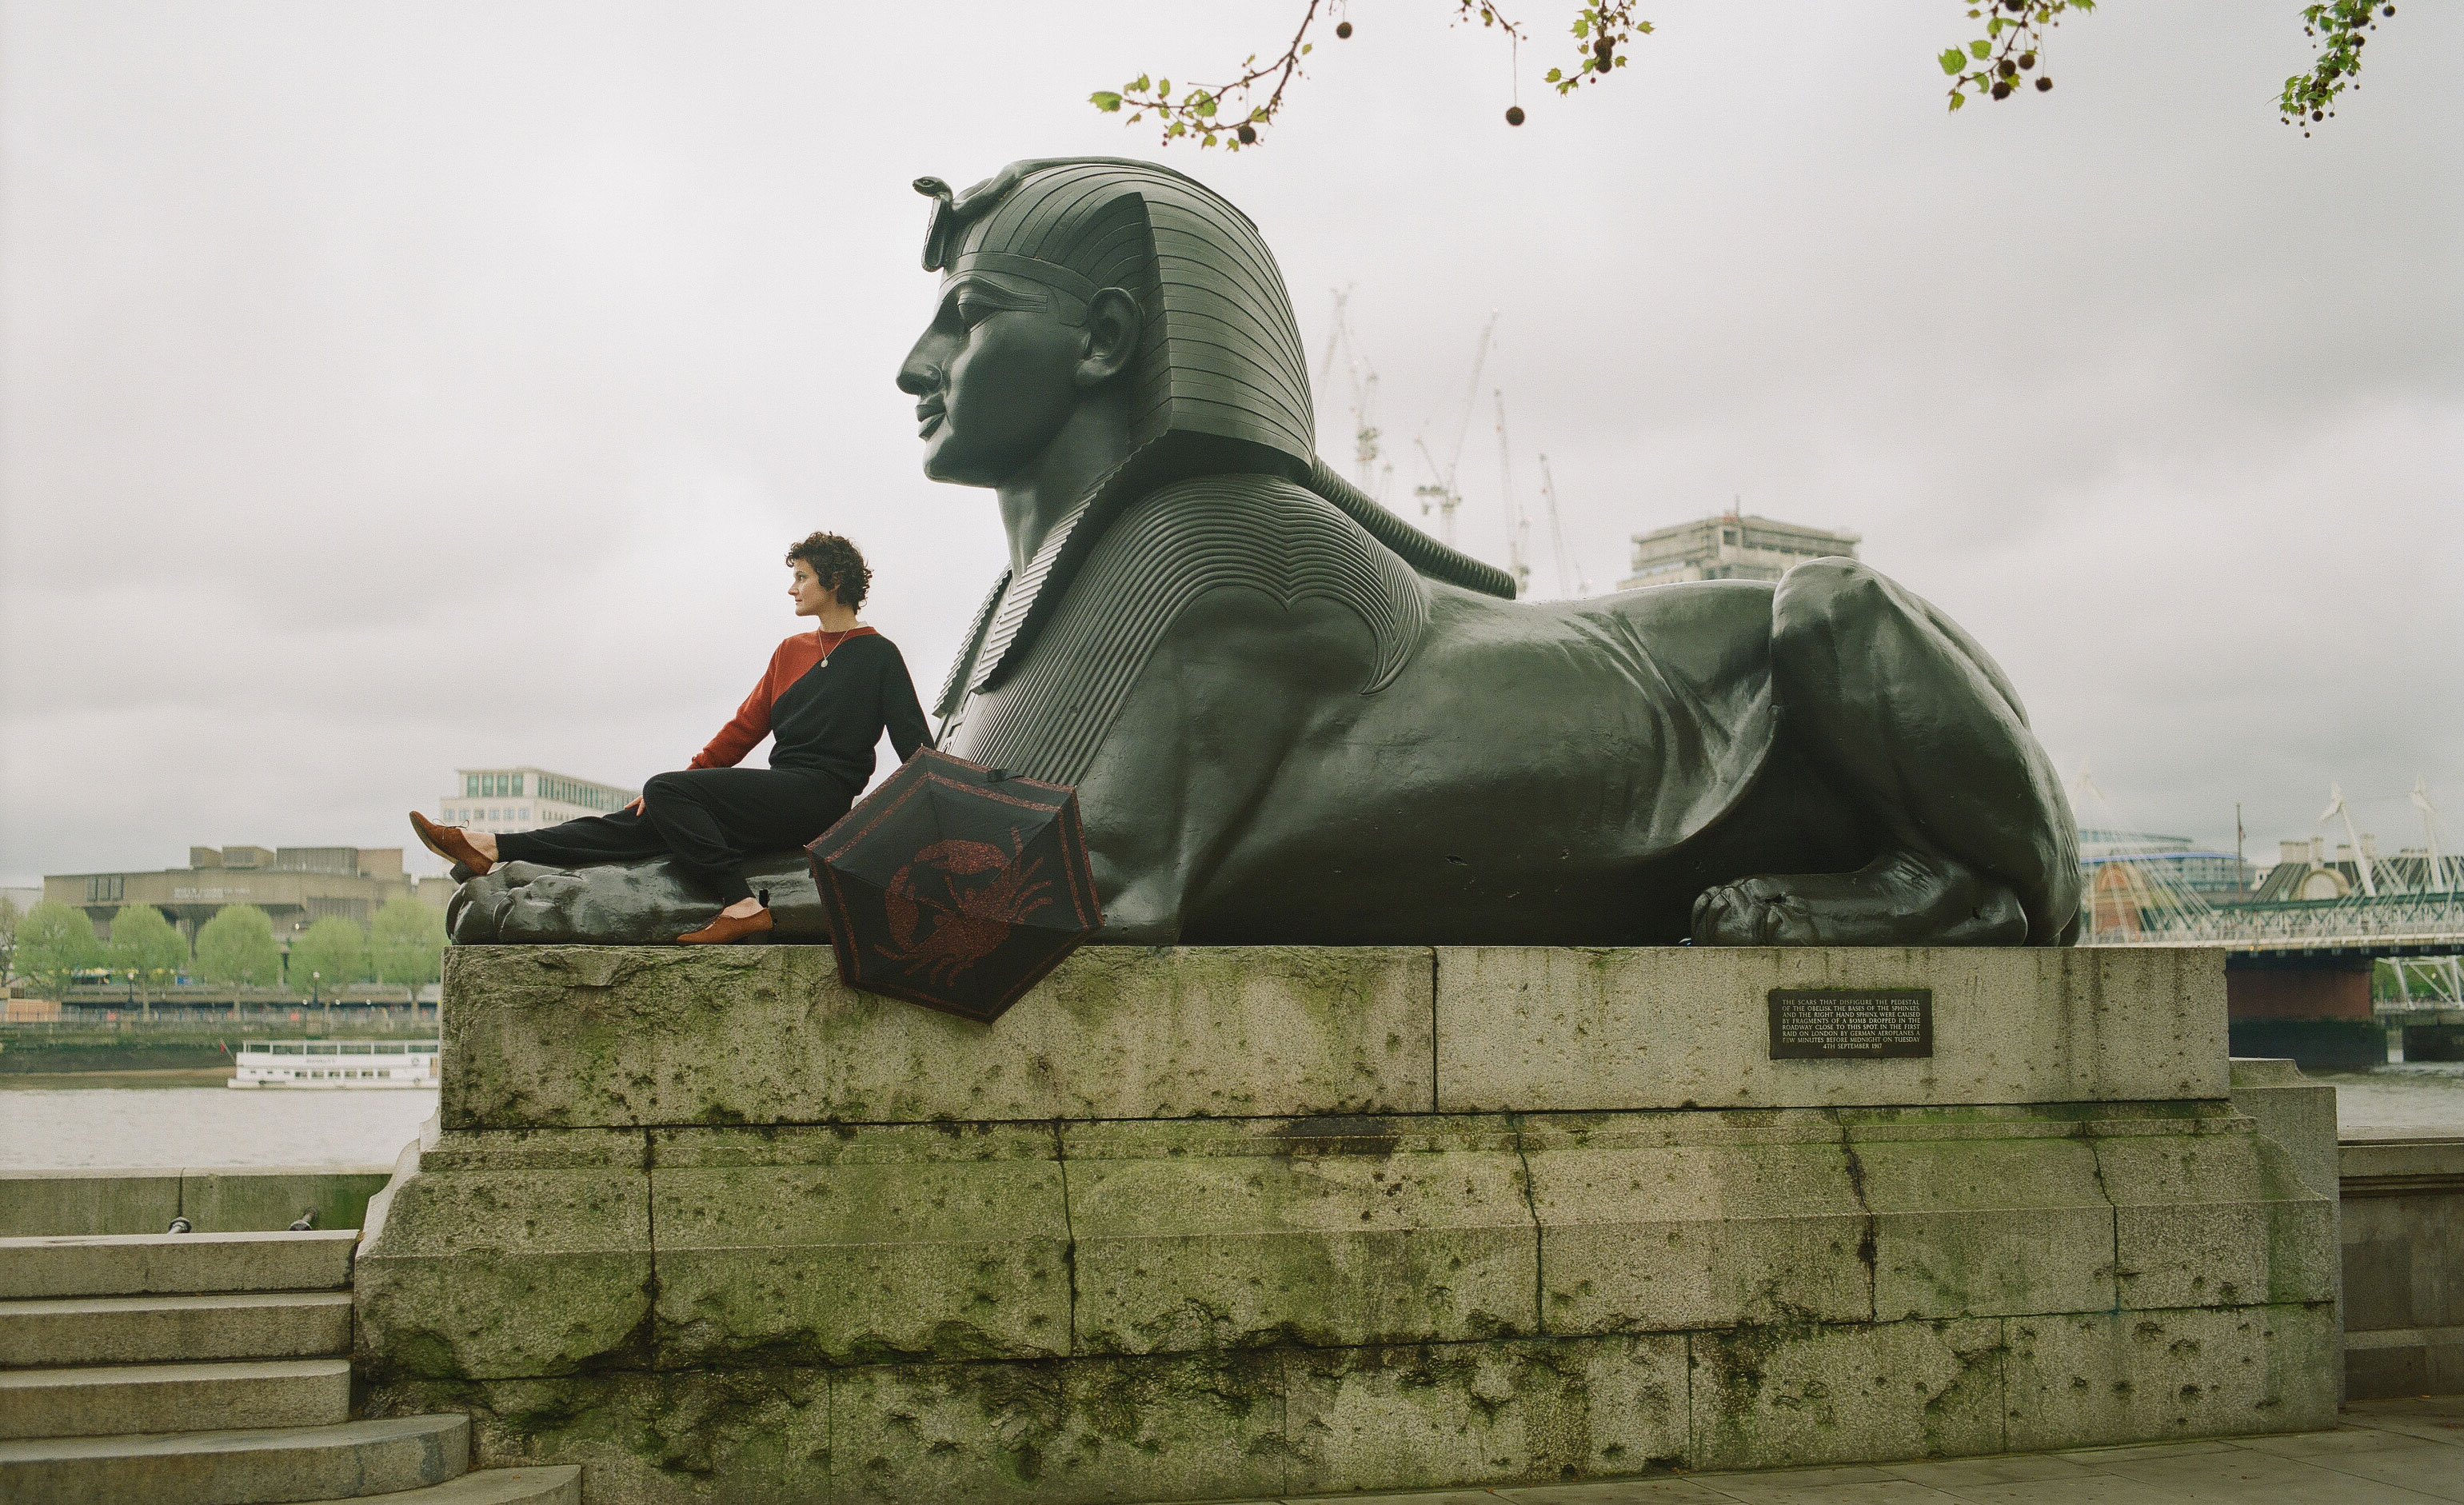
1066, 1116, 1536, 1353
2003, 1305, 2339, 1453
649, 1123, 1069, 1365
0, 1229, 356, 1299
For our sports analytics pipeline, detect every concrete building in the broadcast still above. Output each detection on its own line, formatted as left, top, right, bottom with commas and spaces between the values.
2077, 828, 2254, 900
44, 846, 453, 945
1617, 510, 1861, 589
435, 766, 640, 837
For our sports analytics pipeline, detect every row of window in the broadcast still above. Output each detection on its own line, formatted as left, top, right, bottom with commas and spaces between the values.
538, 774, 628, 811
87, 875, 126, 903
465, 772, 525, 797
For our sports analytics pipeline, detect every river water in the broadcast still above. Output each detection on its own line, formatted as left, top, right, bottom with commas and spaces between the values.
2, 1064, 2460, 1171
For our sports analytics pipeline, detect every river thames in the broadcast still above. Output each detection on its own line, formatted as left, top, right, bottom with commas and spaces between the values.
2, 1064, 2459, 1171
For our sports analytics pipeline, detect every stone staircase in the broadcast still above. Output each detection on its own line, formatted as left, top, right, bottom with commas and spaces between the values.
0, 1228, 578, 1504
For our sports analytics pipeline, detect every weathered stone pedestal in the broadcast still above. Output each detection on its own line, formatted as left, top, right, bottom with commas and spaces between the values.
355, 945, 2337, 1504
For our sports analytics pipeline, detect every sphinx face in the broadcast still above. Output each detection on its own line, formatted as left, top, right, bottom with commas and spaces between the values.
898, 275, 1087, 489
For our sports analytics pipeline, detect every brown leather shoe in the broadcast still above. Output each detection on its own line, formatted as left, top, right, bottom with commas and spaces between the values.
678, 907, 774, 944
409, 811, 494, 876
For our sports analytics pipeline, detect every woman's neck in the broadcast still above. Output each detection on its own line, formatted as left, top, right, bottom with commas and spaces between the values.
813, 605, 859, 634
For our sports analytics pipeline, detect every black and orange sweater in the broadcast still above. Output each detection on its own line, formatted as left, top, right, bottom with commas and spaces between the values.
688, 628, 934, 792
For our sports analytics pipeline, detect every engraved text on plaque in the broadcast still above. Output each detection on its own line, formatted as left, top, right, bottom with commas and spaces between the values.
1767, 988, 1934, 1060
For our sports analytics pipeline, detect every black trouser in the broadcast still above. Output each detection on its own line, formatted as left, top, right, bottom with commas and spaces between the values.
495, 767, 854, 904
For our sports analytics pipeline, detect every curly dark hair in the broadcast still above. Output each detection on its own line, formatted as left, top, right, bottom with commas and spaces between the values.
785, 531, 871, 612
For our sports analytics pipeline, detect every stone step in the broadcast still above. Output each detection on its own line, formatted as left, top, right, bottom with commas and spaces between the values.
0, 1290, 354, 1367
308, 1465, 582, 1505
0, 1231, 357, 1299
0, 1357, 350, 1439
0, 1414, 469, 1505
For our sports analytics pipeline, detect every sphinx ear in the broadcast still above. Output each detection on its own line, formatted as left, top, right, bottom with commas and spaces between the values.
1074, 288, 1143, 389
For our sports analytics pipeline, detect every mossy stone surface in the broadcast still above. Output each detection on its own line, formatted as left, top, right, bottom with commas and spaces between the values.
1688, 1317, 2005, 1470
443, 944, 1433, 1129
2002, 1303, 2339, 1450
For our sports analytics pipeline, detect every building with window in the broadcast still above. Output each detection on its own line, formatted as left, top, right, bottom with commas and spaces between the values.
1617, 511, 1862, 589
2077, 828, 2254, 901
44, 846, 453, 947
434, 766, 641, 836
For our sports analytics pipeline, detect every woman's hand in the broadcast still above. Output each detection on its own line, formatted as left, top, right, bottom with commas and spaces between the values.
622, 796, 645, 816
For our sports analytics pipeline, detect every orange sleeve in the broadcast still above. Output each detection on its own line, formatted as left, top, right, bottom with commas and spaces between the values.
687, 646, 782, 769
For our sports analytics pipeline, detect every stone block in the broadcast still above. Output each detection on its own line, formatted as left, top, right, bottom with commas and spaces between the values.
355, 1130, 651, 1380
367, 1370, 832, 1505
1435, 946, 2226, 1112
649, 1123, 1069, 1366
1687, 1318, 2004, 1470
443, 944, 1432, 1129
830, 1351, 1287, 1505
2095, 1123, 2336, 1310
2227, 1058, 2339, 1200
180, 1168, 393, 1234
1843, 1112, 2116, 1321
0, 1170, 181, 1237
1064, 1116, 1536, 1353
1284, 1337, 1687, 1495
2003, 1303, 2338, 1449
1521, 1114, 1871, 1335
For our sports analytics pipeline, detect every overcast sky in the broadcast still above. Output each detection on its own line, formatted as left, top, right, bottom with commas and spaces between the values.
2, 1, 2457, 887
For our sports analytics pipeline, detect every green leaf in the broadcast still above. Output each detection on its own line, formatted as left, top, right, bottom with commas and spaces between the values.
1939, 47, 1968, 74
1195, 93, 1216, 118
1158, 78, 1171, 96
1969, 38, 1992, 59
1544, 66, 1563, 82
1571, 16, 1590, 38
1090, 91, 1122, 112
1130, 74, 1150, 92
1948, 90, 1967, 110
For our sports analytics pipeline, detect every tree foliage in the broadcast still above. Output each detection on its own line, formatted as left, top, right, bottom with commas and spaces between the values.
1094, 1, 2398, 146
106, 904, 190, 984
194, 904, 283, 988
290, 916, 372, 991
14, 901, 102, 992
370, 896, 447, 988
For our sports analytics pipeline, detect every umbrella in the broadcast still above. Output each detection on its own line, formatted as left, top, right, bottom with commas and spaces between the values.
806, 749, 1103, 1023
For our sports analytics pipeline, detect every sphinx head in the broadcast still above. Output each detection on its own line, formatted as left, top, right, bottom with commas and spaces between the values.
896, 159, 1316, 493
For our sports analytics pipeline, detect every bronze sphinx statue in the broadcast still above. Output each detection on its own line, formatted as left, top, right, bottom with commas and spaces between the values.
901, 157, 2079, 948
456, 156, 2077, 948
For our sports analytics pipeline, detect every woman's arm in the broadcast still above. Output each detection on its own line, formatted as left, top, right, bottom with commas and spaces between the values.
688, 649, 784, 770
880, 642, 935, 764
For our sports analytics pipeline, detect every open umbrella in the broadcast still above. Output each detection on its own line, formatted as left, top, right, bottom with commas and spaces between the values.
806, 749, 1103, 1023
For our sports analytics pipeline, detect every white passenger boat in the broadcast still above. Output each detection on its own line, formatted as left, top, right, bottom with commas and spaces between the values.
228, 1039, 441, 1088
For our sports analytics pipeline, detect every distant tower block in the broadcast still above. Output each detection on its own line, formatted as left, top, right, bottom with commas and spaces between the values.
1618, 509, 1861, 589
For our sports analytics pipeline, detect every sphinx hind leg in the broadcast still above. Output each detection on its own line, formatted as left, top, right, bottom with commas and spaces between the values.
1692, 558, 2078, 946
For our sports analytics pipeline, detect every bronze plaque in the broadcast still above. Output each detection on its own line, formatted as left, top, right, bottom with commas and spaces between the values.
1767, 988, 1933, 1060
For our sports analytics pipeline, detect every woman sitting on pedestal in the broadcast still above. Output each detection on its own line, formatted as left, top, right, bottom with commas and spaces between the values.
409, 531, 933, 944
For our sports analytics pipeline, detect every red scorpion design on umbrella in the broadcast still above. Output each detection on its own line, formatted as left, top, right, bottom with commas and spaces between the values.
875, 832, 1054, 985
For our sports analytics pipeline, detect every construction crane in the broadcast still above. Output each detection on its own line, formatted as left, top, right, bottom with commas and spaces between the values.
1536, 453, 1590, 598
1316, 289, 1387, 501
1412, 313, 1497, 549
1492, 389, 1532, 597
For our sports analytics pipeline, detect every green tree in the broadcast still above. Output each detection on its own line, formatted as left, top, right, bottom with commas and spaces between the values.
0, 895, 19, 985
290, 916, 371, 992
1094, 1, 2402, 147
106, 904, 190, 984
369, 896, 447, 988
194, 904, 282, 988
15, 900, 102, 992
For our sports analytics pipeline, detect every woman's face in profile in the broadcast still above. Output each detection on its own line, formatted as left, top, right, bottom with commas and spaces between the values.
789, 561, 833, 617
